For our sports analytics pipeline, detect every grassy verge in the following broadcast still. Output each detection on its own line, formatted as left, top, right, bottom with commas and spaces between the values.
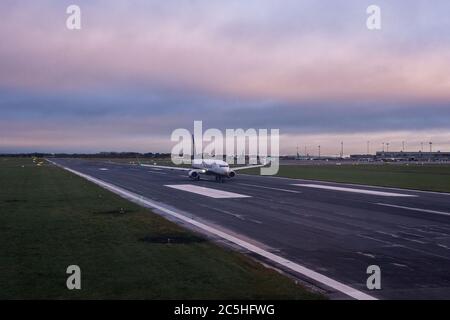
241, 164, 450, 193
0, 158, 321, 299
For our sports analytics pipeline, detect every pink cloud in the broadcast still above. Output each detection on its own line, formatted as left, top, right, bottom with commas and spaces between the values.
1, 3, 450, 104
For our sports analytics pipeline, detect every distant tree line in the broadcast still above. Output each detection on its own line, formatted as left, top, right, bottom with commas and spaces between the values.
0, 152, 172, 159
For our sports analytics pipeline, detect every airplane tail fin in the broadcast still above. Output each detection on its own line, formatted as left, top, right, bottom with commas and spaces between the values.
191, 132, 203, 161
136, 155, 142, 166
191, 134, 195, 162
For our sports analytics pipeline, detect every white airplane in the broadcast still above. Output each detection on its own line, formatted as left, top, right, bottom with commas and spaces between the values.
136, 134, 269, 182
138, 158, 268, 182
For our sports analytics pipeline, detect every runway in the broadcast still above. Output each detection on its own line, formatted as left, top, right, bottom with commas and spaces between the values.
50, 158, 450, 299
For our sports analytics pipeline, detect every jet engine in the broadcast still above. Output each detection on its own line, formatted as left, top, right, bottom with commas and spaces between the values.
189, 170, 200, 180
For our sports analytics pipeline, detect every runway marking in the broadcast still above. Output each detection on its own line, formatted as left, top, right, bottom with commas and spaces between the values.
198, 204, 262, 224
46, 159, 376, 300
292, 184, 416, 197
213, 207, 262, 224
358, 233, 450, 261
376, 230, 428, 245
237, 183, 302, 194
99, 168, 109, 171
245, 174, 450, 196
392, 263, 409, 268
165, 184, 250, 199
356, 252, 376, 259
148, 171, 167, 175
376, 203, 450, 217
437, 243, 450, 250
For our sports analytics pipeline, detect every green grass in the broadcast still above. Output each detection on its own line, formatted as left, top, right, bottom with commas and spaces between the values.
242, 164, 450, 193
0, 158, 321, 299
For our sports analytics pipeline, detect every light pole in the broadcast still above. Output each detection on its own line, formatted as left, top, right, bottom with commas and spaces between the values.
367, 141, 370, 155
318, 145, 321, 158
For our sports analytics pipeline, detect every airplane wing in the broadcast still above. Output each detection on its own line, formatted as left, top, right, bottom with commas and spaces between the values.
231, 157, 271, 171
232, 163, 268, 171
139, 164, 191, 171
135, 156, 193, 171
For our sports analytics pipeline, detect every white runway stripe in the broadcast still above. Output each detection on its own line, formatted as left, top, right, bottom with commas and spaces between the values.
237, 183, 301, 194
292, 184, 417, 197
165, 184, 250, 199
376, 203, 450, 217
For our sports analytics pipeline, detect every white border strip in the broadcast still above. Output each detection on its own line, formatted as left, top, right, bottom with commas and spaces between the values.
47, 159, 377, 300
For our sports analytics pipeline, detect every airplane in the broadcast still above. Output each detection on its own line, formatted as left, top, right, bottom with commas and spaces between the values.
136, 135, 269, 182
138, 158, 268, 182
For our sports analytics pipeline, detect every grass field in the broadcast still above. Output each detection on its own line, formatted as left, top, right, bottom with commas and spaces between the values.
0, 158, 321, 299
242, 164, 450, 193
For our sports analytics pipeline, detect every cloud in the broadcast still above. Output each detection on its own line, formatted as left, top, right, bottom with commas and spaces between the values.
1, 1, 450, 102
1, 0, 450, 152
1, 89, 449, 153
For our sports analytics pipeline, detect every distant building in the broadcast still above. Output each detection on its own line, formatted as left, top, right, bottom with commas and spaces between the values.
375, 151, 450, 162
350, 151, 450, 162
349, 154, 375, 161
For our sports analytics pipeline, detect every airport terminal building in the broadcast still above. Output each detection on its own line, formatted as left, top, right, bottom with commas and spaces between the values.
376, 151, 450, 161
353, 151, 450, 162
349, 151, 450, 162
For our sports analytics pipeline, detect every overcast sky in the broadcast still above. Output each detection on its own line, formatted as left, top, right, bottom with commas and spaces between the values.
1, 0, 449, 155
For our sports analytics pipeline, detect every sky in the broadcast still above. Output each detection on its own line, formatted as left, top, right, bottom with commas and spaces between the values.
1, 0, 449, 155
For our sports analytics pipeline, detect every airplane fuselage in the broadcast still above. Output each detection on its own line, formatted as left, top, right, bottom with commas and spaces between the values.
190, 159, 235, 180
